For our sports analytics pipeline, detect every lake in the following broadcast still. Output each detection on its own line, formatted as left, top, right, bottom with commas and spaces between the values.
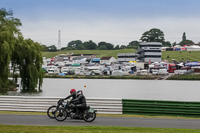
4, 78, 200, 101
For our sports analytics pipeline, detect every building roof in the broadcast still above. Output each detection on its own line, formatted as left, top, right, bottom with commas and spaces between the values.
140, 42, 162, 45
101, 57, 112, 60
117, 53, 137, 56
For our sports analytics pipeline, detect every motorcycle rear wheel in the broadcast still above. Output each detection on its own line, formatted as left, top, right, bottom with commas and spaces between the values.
54, 108, 67, 121
47, 105, 57, 119
83, 112, 96, 122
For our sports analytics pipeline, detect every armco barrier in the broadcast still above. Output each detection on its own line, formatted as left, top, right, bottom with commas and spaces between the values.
123, 99, 200, 117
0, 96, 122, 114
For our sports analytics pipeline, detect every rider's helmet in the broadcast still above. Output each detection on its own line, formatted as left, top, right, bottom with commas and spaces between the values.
70, 89, 76, 94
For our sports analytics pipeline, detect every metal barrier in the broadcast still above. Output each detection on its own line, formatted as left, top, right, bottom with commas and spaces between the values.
0, 96, 122, 114
123, 99, 200, 117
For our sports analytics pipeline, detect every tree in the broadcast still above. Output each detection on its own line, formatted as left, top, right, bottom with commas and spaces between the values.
0, 8, 21, 90
127, 41, 139, 49
83, 40, 97, 50
0, 8, 43, 92
140, 28, 165, 43
179, 40, 194, 46
97, 42, 114, 50
41, 45, 48, 51
114, 45, 120, 50
11, 38, 43, 92
182, 32, 186, 41
120, 45, 126, 49
47, 45, 57, 52
162, 41, 171, 47
97, 45, 106, 50
179, 32, 194, 46
67, 40, 82, 49
76, 44, 85, 50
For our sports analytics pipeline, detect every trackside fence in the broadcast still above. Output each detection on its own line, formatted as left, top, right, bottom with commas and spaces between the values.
123, 99, 200, 117
1, 96, 200, 116
0, 96, 122, 114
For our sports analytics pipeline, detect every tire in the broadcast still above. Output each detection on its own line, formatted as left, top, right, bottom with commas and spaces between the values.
83, 112, 96, 122
54, 108, 67, 121
47, 105, 57, 119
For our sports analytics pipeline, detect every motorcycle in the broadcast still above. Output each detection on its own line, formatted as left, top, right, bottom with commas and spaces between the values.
54, 100, 97, 122
47, 99, 66, 119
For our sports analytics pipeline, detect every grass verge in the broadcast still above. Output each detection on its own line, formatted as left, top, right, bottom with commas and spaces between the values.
167, 74, 200, 80
1, 111, 200, 120
44, 75, 159, 80
0, 125, 200, 133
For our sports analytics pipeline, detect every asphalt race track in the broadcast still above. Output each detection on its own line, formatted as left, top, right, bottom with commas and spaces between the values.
0, 114, 200, 129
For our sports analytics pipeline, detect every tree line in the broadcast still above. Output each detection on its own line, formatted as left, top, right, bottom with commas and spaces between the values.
41, 28, 195, 52
0, 8, 43, 92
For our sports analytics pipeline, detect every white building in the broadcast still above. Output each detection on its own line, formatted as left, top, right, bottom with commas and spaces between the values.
100, 57, 118, 65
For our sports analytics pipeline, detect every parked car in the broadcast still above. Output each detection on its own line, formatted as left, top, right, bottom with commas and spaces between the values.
157, 69, 169, 75
152, 69, 159, 75
183, 69, 194, 75
174, 69, 187, 75
174, 67, 191, 75
141, 70, 148, 75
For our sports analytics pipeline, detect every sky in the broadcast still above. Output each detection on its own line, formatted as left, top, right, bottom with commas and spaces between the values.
1, 0, 200, 48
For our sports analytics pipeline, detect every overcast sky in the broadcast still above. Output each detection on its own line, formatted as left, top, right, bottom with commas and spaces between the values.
1, 0, 200, 47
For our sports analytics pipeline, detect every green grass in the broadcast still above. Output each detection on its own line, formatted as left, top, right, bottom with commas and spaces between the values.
162, 51, 200, 62
167, 74, 200, 80
1, 111, 200, 120
42, 49, 135, 58
42, 50, 200, 63
0, 125, 200, 133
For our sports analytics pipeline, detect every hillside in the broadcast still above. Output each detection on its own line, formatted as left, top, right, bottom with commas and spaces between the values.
42, 49, 136, 59
42, 50, 200, 63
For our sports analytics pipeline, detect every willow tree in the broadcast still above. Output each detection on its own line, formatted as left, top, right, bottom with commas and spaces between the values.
11, 38, 44, 92
0, 8, 21, 90
0, 8, 43, 92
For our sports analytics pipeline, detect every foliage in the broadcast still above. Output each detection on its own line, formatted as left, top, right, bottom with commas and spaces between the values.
182, 32, 186, 41
127, 41, 139, 49
47, 45, 57, 52
178, 32, 194, 46
11, 38, 43, 92
114, 45, 120, 50
97, 42, 114, 50
0, 8, 43, 92
162, 41, 171, 47
83, 40, 97, 50
0, 8, 21, 90
67, 40, 82, 49
178, 40, 194, 46
140, 28, 165, 43
120, 45, 126, 49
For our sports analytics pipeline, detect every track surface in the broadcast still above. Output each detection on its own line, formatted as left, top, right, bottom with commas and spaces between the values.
0, 114, 200, 129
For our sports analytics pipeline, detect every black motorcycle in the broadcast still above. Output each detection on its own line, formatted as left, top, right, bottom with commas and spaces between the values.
54, 100, 97, 122
47, 99, 66, 119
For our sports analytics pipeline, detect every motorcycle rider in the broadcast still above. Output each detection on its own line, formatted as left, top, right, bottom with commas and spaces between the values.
71, 90, 87, 113
62, 89, 87, 114
62, 88, 77, 101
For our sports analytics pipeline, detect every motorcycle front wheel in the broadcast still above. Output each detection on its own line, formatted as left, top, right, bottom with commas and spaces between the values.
47, 105, 57, 119
54, 108, 67, 121
83, 112, 96, 122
